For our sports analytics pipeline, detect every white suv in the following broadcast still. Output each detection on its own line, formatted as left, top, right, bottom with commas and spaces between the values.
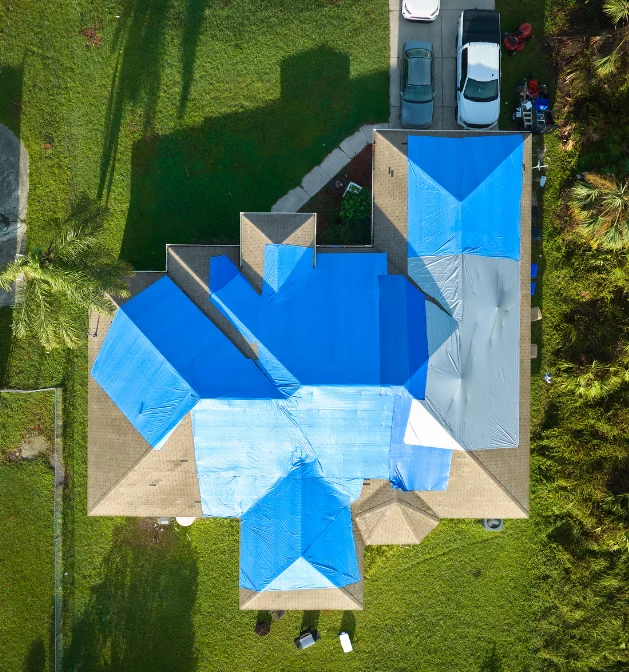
456, 10, 501, 129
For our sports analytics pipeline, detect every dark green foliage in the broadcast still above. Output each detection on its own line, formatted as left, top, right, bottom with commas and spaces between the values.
341, 186, 371, 229
0, 196, 133, 350
332, 187, 372, 244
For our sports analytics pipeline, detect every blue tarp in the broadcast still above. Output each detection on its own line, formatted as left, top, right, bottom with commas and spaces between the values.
92, 277, 278, 448
388, 393, 452, 490
240, 459, 361, 591
210, 248, 388, 387
407, 135, 523, 260
379, 275, 429, 398
192, 385, 395, 517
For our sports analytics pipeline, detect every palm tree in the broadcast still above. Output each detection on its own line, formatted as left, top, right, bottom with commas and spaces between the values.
569, 173, 629, 249
0, 196, 133, 351
594, 1, 629, 76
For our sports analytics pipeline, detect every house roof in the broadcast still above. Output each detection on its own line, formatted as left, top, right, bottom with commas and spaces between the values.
354, 480, 439, 545
87, 133, 531, 609
240, 212, 315, 292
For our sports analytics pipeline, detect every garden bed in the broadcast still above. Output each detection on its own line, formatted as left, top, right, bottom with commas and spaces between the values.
300, 144, 373, 244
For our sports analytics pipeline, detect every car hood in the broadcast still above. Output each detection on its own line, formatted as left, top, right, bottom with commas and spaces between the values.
459, 95, 499, 127
403, 0, 439, 19
401, 100, 434, 128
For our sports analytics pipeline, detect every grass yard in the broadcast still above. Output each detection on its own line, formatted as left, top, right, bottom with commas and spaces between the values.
0, 0, 557, 670
62, 516, 539, 672
0, 392, 56, 672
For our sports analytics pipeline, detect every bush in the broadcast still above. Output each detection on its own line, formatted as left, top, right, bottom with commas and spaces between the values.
340, 186, 371, 230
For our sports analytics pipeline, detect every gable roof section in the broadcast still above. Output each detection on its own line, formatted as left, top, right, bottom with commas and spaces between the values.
239, 460, 361, 592
240, 212, 316, 292
92, 276, 278, 448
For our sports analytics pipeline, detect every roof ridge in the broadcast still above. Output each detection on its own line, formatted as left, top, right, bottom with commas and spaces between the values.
466, 450, 529, 516
394, 502, 422, 544
87, 442, 154, 515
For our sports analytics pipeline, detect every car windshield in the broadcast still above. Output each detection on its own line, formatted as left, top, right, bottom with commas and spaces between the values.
406, 48, 431, 59
463, 78, 498, 102
403, 85, 432, 103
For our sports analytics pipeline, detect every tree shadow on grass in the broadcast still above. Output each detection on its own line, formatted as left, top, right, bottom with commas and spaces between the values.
64, 519, 198, 672
300, 610, 320, 634
120, 46, 387, 269
98, 0, 169, 202
0, 307, 13, 386
479, 643, 502, 672
22, 639, 46, 672
178, 0, 206, 118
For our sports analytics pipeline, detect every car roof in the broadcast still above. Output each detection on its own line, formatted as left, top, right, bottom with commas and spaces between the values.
408, 55, 431, 86
466, 43, 499, 81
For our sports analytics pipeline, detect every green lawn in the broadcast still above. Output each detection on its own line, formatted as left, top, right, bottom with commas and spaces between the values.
61, 517, 539, 672
0, 1, 553, 670
0, 392, 56, 672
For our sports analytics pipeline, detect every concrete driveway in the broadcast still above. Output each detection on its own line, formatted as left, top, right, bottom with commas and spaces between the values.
389, 0, 495, 130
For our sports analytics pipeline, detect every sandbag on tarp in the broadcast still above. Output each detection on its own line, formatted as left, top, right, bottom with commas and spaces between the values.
407, 135, 523, 260
91, 277, 278, 448
239, 459, 362, 592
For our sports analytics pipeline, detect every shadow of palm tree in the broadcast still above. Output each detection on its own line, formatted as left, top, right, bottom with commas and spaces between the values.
98, 0, 169, 202
120, 46, 387, 269
178, 0, 206, 118
63, 519, 198, 672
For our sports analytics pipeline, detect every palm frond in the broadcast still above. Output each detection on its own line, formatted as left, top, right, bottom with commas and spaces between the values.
604, 0, 629, 26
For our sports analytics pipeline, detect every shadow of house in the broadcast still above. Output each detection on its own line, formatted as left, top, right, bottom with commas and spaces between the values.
120, 46, 387, 269
63, 520, 198, 672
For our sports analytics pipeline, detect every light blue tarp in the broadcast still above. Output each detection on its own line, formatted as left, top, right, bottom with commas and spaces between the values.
240, 459, 362, 591
91, 277, 278, 448
407, 135, 523, 260
192, 385, 395, 517
388, 393, 452, 490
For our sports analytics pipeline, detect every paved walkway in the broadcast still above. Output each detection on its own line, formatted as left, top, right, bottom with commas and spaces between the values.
271, 123, 388, 213
389, 0, 495, 130
0, 124, 28, 307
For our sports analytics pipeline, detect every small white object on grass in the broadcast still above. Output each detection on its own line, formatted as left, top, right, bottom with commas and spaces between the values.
339, 632, 353, 653
176, 516, 196, 527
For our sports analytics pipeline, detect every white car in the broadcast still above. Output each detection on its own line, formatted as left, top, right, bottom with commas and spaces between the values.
402, 0, 440, 22
456, 10, 501, 129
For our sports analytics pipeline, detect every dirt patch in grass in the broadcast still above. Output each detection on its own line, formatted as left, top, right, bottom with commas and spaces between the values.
79, 26, 102, 49
300, 143, 372, 241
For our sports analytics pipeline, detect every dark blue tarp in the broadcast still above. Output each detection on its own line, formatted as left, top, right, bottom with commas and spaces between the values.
379, 274, 429, 398
92, 277, 278, 448
210, 248, 389, 387
408, 135, 523, 260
